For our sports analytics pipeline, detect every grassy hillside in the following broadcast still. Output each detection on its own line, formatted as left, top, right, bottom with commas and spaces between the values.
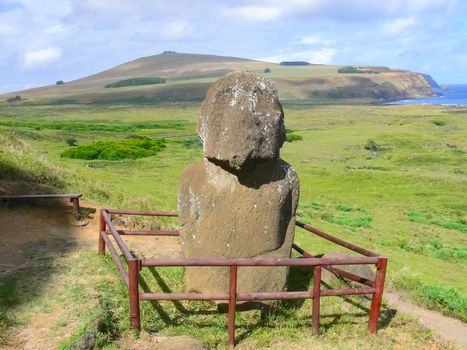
0, 53, 436, 105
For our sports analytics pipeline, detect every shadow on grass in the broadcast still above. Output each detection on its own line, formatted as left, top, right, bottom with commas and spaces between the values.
138, 262, 397, 344
138, 261, 396, 343
138, 267, 220, 326
0, 159, 91, 343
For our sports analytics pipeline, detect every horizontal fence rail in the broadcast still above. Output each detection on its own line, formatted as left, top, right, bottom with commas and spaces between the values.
295, 220, 379, 257
97, 208, 387, 348
140, 256, 380, 267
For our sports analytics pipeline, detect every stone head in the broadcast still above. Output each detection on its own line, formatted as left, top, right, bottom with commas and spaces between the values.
198, 71, 286, 171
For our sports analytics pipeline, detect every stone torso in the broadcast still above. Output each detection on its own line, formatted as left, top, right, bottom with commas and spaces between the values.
179, 158, 299, 259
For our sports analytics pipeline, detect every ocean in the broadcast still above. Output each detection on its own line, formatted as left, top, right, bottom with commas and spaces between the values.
387, 84, 467, 107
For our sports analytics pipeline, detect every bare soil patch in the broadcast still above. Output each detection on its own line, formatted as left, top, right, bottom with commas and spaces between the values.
386, 293, 467, 348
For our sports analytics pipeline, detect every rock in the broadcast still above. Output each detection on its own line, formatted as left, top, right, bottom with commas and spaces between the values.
179, 158, 299, 293
199, 71, 286, 171
73, 332, 96, 350
320, 251, 375, 288
157, 336, 210, 350
178, 71, 299, 295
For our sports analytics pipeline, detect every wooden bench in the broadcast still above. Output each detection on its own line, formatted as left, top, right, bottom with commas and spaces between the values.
0, 193, 82, 220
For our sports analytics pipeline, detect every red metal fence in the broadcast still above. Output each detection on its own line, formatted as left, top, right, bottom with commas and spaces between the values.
98, 208, 387, 347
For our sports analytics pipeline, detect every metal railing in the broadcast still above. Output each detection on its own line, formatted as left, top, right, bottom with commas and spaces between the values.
98, 208, 387, 348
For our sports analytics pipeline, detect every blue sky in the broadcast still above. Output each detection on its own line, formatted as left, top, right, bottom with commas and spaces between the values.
1, 0, 466, 93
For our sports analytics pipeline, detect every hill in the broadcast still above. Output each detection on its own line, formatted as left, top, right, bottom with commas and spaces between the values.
0, 52, 438, 105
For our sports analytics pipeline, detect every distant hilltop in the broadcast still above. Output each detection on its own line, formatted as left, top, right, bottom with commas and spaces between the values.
0, 52, 439, 105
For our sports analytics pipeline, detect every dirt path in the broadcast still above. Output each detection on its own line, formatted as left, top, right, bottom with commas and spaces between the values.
0, 200, 99, 350
0, 200, 181, 350
386, 292, 467, 348
0, 200, 98, 278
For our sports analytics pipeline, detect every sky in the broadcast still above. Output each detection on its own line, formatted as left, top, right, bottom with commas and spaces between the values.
1, 0, 467, 93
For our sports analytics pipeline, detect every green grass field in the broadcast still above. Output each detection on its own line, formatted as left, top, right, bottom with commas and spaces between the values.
0, 102, 465, 348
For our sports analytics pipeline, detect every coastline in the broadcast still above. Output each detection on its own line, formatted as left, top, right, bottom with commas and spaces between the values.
385, 83, 467, 107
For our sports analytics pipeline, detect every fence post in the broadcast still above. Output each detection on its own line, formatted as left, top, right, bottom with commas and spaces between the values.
368, 257, 387, 333
228, 265, 238, 348
98, 209, 106, 255
312, 265, 322, 335
129, 259, 141, 331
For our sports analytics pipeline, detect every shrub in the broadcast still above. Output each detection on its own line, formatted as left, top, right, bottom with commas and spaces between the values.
0, 120, 188, 132
286, 133, 303, 142
327, 89, 344, 99
181, 137, 202, 149
105, 77, 166, 88
395, 275, 467, 321
364, 139, 384, 152
61, 137, 166, 160
337, 66, 358, 73
56, 80, 64, 85
408, 211, 467, 233
264, 68, 271, 73
399, 236, 466, 263
432, 120, 446, 126
336, 204, 353, 212
324, 213, 373, 231
65, 137, 77, 146
6, 96, 21, 103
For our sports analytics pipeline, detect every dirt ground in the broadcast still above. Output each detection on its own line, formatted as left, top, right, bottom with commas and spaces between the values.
0, 199, 181, 278
0, 199, 181, 350
0, 200, 97, 278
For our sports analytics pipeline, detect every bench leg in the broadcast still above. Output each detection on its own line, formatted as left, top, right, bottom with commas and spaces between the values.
71, 198, 80, 220
98, 209, 106, 255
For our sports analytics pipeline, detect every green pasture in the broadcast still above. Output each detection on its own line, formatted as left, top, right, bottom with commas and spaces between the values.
0, 103, 466, 347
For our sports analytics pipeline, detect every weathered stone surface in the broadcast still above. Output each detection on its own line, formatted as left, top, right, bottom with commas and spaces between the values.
73, 333, 96, 350
179, 158, 299, 293
199, 71, 286, 171
179, 71, 299, 295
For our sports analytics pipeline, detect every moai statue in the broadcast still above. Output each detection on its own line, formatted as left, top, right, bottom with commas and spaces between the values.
178, 71, 299, 295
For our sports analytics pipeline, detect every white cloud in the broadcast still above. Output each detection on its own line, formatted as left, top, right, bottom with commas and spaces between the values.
381, 17, 416, 36
298, 35, 333, 46
162, 21, 192, 40
226, 0, 463, 22
22, 47, 63, 68
260, 48, 336, 64
227, 5, 282, 22
308, 48, 335, 64
17, 0, 72, 18
43, 24, 69, 36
